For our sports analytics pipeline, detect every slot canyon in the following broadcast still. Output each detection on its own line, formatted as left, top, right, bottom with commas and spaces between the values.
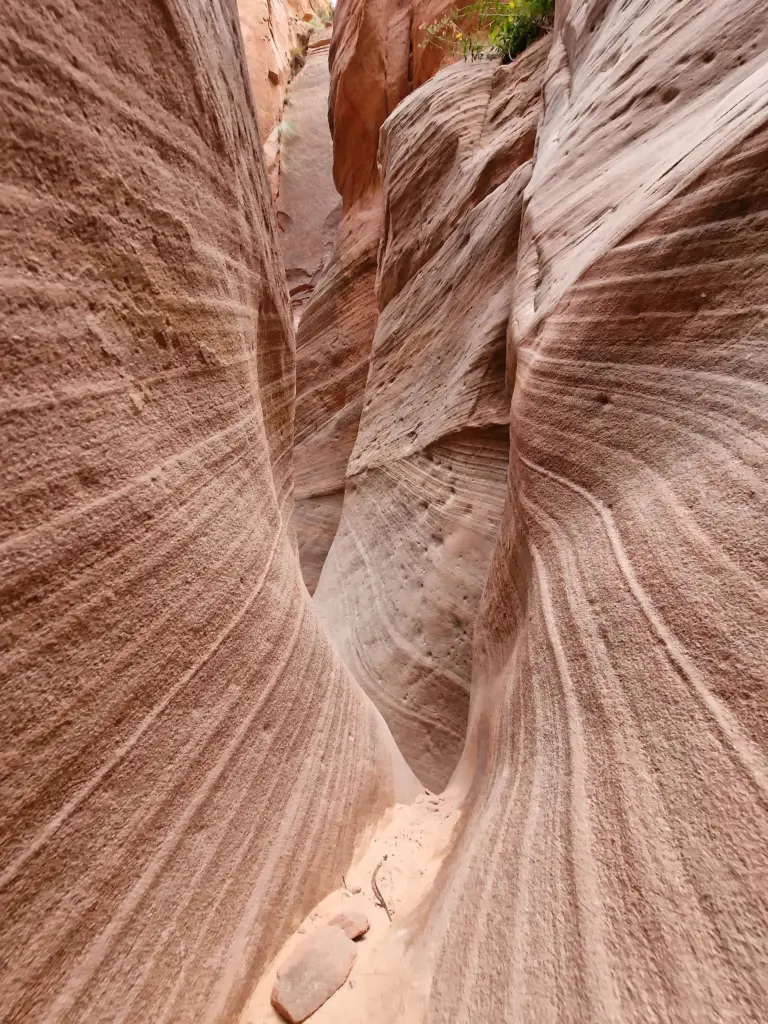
1, 0, 767, 1021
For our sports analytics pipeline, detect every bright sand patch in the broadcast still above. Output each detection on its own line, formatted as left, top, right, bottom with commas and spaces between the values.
239, 791, 461, 1023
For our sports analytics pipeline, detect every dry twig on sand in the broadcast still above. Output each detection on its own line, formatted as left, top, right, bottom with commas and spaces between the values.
371, 858, 393, 920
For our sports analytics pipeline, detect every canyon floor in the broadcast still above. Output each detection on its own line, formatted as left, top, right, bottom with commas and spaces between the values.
240, 791, 461, 1023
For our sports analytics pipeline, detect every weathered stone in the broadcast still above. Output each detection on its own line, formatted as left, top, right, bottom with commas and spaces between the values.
3, 1, 768, 1023
292, 0, 460, 593
428, 3, 768, 1021
314, 41, 549, 791
271, 926, 357, 1022
0, 1, 418, 1020
238, 0, 331, 195
328, 910, 369, 939
276, 30, 340, 325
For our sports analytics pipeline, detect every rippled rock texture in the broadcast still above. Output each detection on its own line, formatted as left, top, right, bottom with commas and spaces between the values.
315, 41, 550, 791
293, 201, 382, 593
2, 0, 768, 1020
0, 1, 416, 1021
292, 0, 459, 592
422, 1, 768, 1020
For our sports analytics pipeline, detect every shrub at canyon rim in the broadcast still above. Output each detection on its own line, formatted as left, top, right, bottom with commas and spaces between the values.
423, 0, 554, 63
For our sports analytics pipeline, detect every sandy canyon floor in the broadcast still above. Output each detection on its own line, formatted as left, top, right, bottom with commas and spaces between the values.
240, 792, 461, 1023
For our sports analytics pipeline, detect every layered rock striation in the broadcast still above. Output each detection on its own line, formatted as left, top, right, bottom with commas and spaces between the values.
292, 0, 459, 593
315, 41, 550, 791
421, 1, 768, 1020
0, 1, 416, 1022
2, 0, 768, 1021
293, 200, 382, 593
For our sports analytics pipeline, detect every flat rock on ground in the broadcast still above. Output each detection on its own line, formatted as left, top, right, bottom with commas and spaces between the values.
328, 910, 369, 939
271, 926, 357, 1022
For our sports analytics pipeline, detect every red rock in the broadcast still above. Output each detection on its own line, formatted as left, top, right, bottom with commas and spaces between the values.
238, 0, 331, 194
3, 0, 768, 1021
276, 33, 340, 325
0, 1, 419, 1020
328, 910, 369, 939
271, 926, 357, 1022
313, 41, 549, 790
428, 4, 768, 1022
292, 0, 459, 594
297, 0, 768, 1018
329, 0, 457, 214
293, 202, 382, 594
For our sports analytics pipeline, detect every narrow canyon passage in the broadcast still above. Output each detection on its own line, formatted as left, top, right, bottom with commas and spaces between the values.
246, 3, 768, 1018
240, 791, 463, 1024
1, 1, 767, 1023
273, 27, 339, 324
286, 28, 553, 794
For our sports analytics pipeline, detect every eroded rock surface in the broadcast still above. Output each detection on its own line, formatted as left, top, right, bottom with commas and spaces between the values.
239, 0, 330, 193
328, 909, 369, 939
293, 202, 381, 593
423, 2, 768, 1021
328, 0, 458, 214
0, 1, 416, 1021
3, 0, 768, 1021
314, 43, 550, 790
276, 29, 340, 324
292, 0, 459, 592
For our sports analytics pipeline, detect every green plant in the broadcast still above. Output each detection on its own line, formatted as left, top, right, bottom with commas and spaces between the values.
422, 9, 486, 62
422, 0, 554, 64
489, 0, 553, 59
289, 43, 307, 75
306, 8, 334, 32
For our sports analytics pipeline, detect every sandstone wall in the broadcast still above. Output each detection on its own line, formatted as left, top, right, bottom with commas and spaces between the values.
314, 41, 550, 790
3, 0, 767, 1019
238, 0, 330, 192
421, 0, 768, 1019
327, 0, 452, 213
293, 0, 458, 593
0, 2, 416, 1022
293, 201, 382, 592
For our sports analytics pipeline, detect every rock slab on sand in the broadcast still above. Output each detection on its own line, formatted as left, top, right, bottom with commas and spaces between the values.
328, 910, 369, 939
271, 926, 357, 1022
